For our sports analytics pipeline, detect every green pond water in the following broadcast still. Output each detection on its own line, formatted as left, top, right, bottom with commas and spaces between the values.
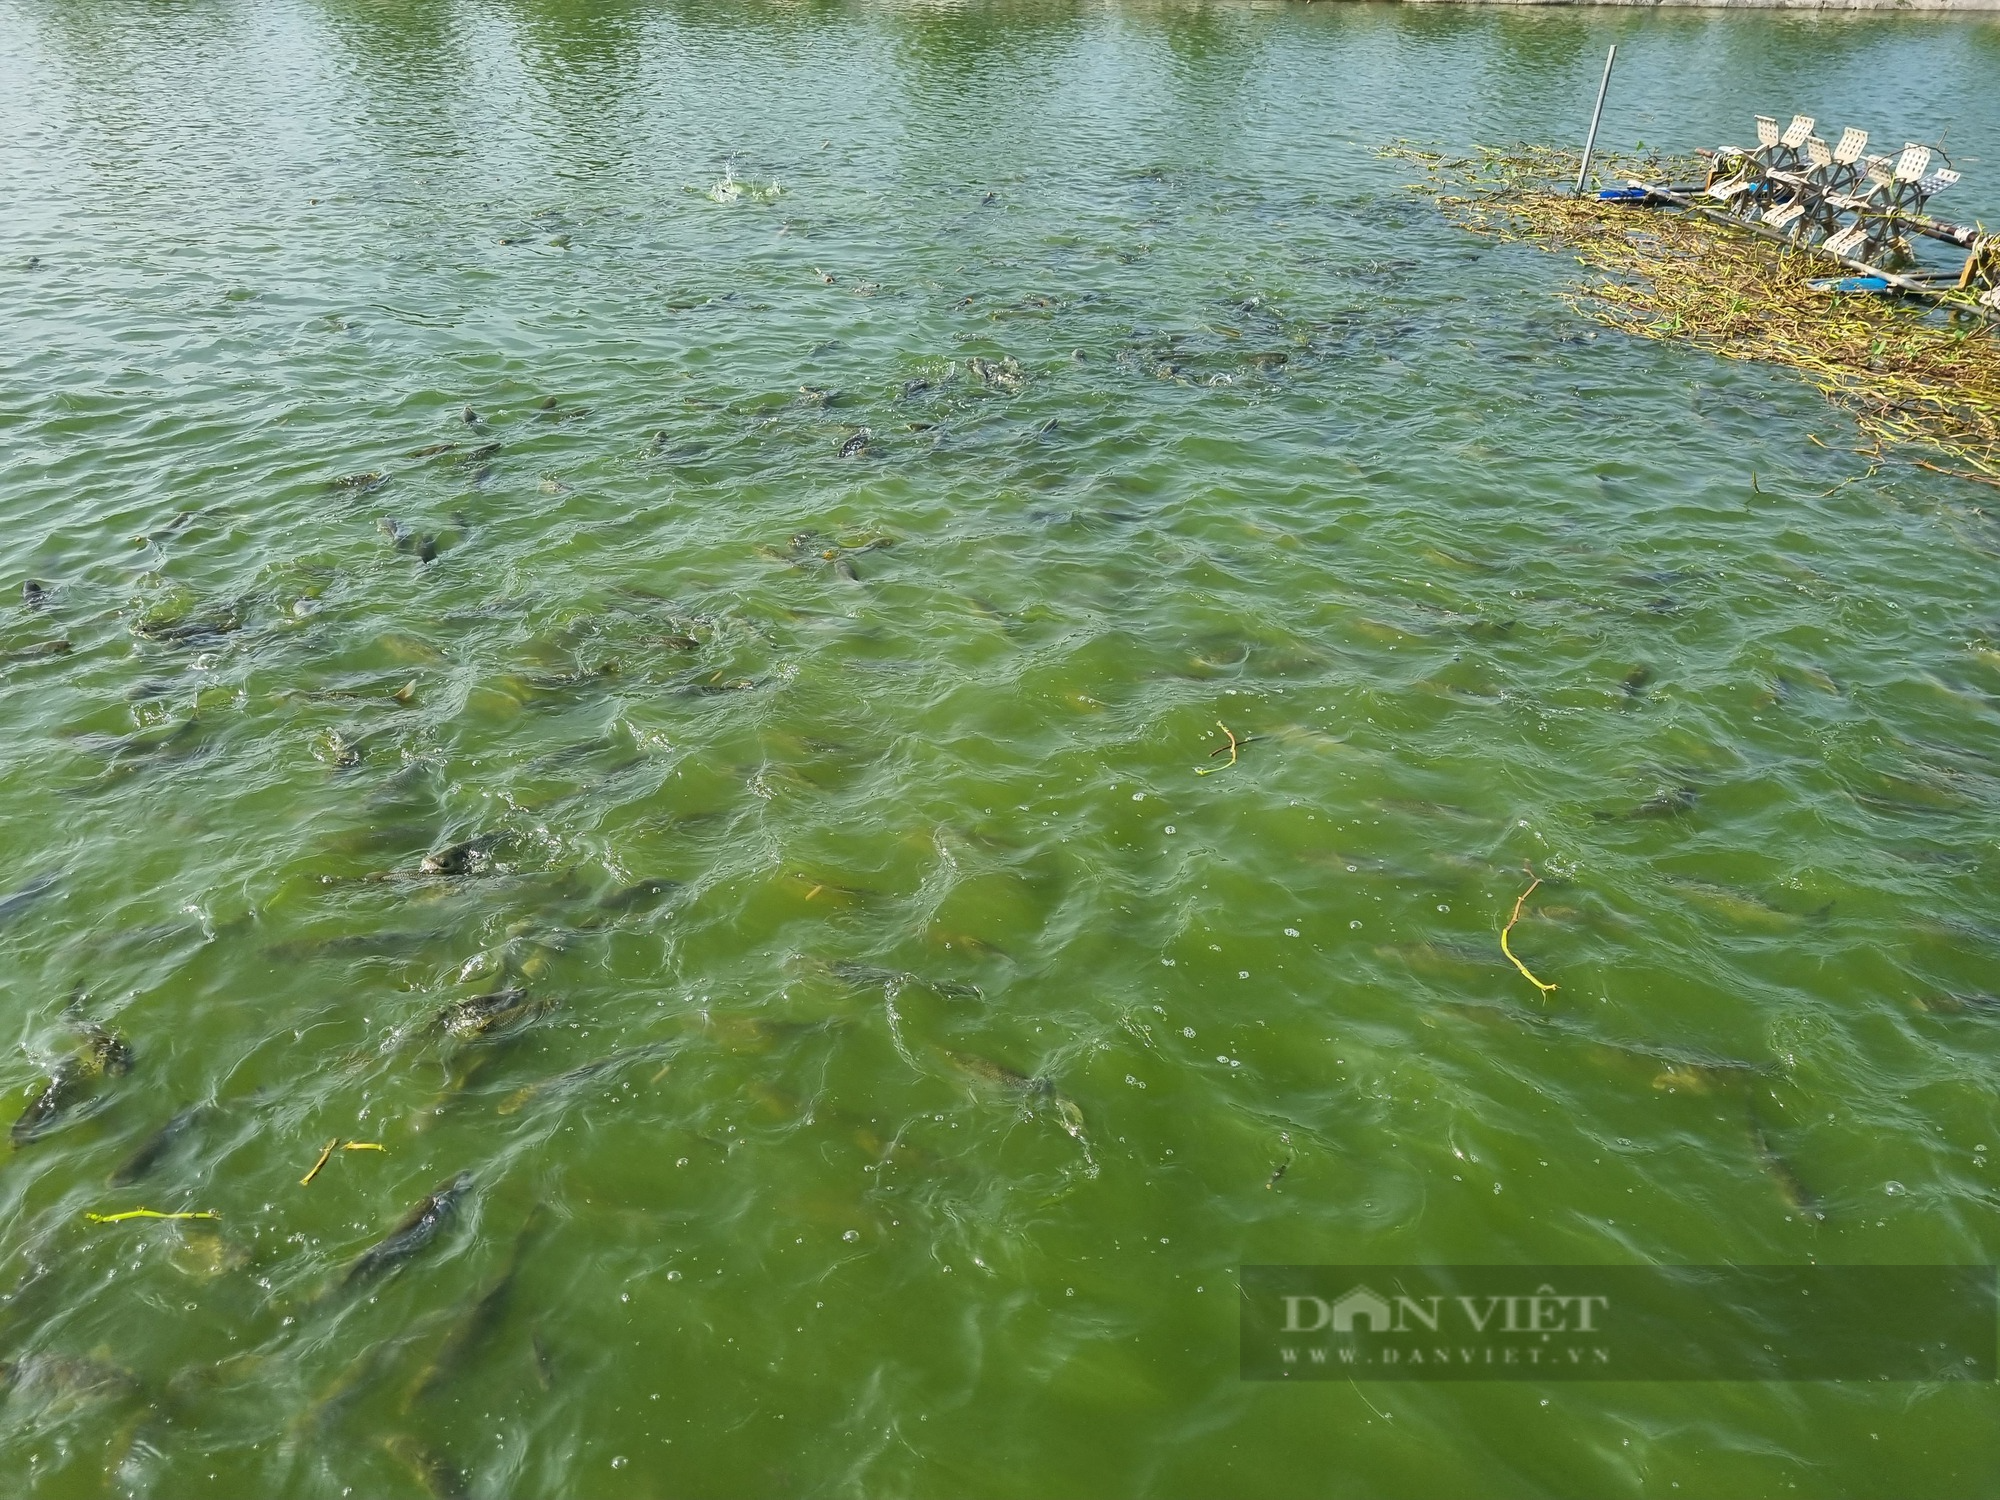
4, 2, 2000, 1496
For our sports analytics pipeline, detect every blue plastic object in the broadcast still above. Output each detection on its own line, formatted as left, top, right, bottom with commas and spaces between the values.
1809, 276, 1892, 294
1598, 187, 1651, 202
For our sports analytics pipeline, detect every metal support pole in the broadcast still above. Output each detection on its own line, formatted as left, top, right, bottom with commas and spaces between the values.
1574, 45, 1617, 197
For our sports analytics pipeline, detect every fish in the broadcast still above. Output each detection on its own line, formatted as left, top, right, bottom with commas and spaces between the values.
837, 429, 871, 458
1915, 991, 2000, 1016
965, 356, 1026, 392
297, 1320, 440, 1434
1622, 665, 1654, 697
821, 959, 981, 1001
109, 1104, 209, 1185
461, 406, 479, 424
134, 613, 240, 645
1374, 940, 1506, 976
408, 442, 459, 459
343, 1172, 474, 1289
382, 1435, 470, 1500
13, 1025, 133, 1145
13, 1060, 94, 1145
2, 638, 70, 662
420, 836, 502, 876
1600, 785, 1697, 820
943, 1051, 1086, 1139
497, 1043, 676, 1116
1749, 1109, 1824, 1221
597, 878, 681, 912
21, 580, 49, 608
328, 472, 387, 493
0, 872, 59, 926
433, 988, 543, 1042
0, 1354, 141, 1413
1665, 879, 1826, 930
406, 1206, 546, 1407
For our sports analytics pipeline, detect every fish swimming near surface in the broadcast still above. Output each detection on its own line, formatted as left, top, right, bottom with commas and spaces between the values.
1664, 879, 1829, 931
432, 988, 544, 1042
420, 835, 504, 876
110, 1103, 210, 1185
497, 1042, 677, 1116
343, 1173, 474, 1290
1749, 1107, 1824, 1222
818, 958, 981, 1001
943, 1051, 1088, 1142
1597, 785, 1698, 820
13, 1024, 133, 1145
1622, 665, 1654, 697
405, 1206, 547, 1408
0, 1353, 141, 1414
0, 872, 59, 927
382, 1434, 470, 1500
1915, 991, 2000, 1017
22, 580, 50, 609
597, 878, 682, 912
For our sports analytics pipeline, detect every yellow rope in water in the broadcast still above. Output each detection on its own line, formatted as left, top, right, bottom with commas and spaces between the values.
87, 1209, 219, 1224
1195, 721, 1239, 776
1501, 870, 1559, 998
300, 1138, 337, 1186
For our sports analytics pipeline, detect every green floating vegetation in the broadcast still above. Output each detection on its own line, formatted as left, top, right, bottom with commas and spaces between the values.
1385, 142, 2000, 488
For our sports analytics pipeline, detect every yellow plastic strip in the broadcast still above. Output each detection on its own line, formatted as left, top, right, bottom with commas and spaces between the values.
87, 1209, 219, 1224
1195, 721, 1238, 776
1501, 872, 1559, 997
301, 1138, 338, 1186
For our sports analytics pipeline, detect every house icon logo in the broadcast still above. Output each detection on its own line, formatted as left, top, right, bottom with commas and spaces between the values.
1330, 1285, 1394, 1332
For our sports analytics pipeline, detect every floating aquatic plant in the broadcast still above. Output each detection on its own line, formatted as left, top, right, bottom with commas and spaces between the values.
1385, 142, 2000, 487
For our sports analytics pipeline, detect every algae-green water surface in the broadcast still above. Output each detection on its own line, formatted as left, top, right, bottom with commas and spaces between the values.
4, 3, 1999, 1497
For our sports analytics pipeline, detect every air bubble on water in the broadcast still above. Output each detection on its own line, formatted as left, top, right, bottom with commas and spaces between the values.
1161, 957, 1175, 966
666, 1270, 681, 1281
1284, 927, 1300, 937
1884, 1181, 1906, 1195
1183, 1027, 1195, 1037
1437, 904, 1450, 913
1350, 920, 1361, 929
611, 1457, 628, 1470
620, 1292, 630, 1303
1238, 970, 1249, 979
1126, 1075, 1146, 1088
1133, 792, 1144, 801
843, 1230, 860, 1242
1165, 825, 1176, 834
